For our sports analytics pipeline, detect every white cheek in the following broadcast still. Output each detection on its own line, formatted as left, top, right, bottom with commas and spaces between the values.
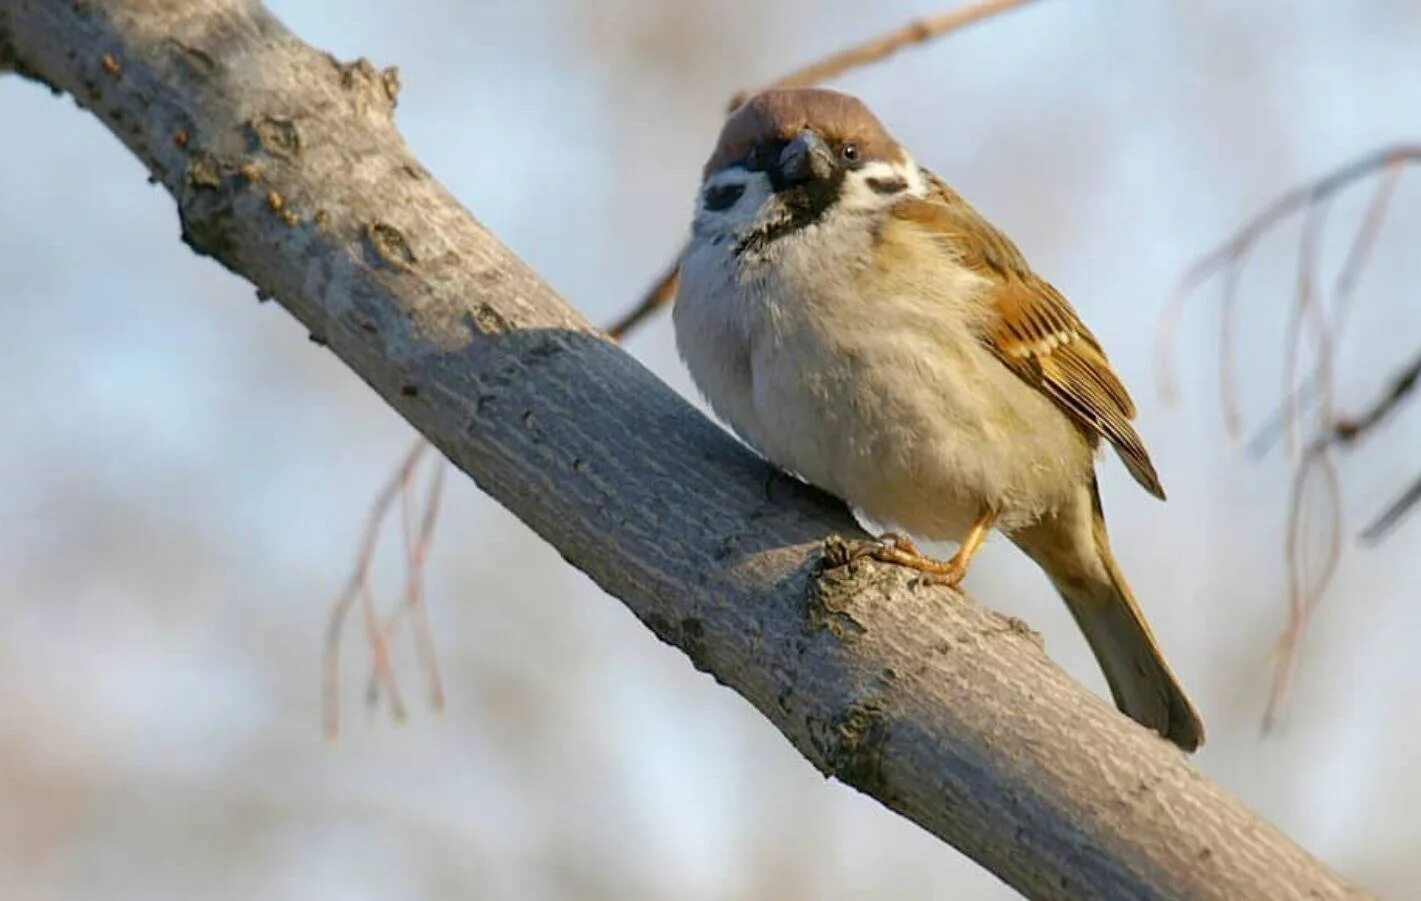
839, 157, 926, 211
899, 157, 926, 195
692, 170, 775, 237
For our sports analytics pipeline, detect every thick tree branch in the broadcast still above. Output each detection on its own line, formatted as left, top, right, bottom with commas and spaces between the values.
0, 2, 1366, 899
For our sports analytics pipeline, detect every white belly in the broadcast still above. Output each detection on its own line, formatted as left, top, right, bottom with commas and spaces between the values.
674, 225, 1094, 541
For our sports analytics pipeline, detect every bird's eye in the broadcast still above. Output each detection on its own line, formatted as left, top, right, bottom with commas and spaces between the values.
704, 183, 745, 212
841, 143, 861, 163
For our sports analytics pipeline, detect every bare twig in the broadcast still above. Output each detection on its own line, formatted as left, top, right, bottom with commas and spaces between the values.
1281, 201, 1330, 460
1265, 442, 1342, 731
1363, 471, 1421, 545
1244, 380, 1317, 460
1330, 346, 1421, 448
1331, 159, 1404, 332
1157, 144, 1421, 407
324, 439, 430, 739
1162, 144, 1421, 734
1341, 349, 1421, 544
1218, 257, 1244, 438
406, 460, 447, 709
1246, 163, 1406, 459
1263, 347, 1421, 725
729, 0, 1043, 108
605, 0, 1043, 341
365, 453, 447, 711
605, 259, 680, 341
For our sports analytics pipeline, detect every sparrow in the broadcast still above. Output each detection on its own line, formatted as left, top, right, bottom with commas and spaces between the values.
672, 88, 1204, 751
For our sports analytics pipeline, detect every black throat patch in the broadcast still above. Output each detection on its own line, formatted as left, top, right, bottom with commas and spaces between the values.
734, 174, 844, 257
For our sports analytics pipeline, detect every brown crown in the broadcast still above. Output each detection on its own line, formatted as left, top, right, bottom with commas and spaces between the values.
703, 88, 904, 177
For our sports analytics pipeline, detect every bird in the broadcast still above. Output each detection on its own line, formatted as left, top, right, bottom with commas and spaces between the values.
672, 87, 1204, 751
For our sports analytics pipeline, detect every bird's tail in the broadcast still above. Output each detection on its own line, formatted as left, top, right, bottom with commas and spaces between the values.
1012, 479, 1205, 751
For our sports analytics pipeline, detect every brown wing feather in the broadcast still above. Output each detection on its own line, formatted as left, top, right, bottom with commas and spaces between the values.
895, 173, 1165, 500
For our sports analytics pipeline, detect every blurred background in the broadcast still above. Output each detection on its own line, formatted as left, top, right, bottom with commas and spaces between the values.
3, 1, 1420, 898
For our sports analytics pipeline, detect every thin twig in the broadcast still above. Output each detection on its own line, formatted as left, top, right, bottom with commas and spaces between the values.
605, 0, 1043, 341
1264, 442, 1342, 731
1245, 161, 1406, 459
1340, 349, 1421, 545
408, 461, 447, 709
1244, 378, 1320, 460
324, 439, 427, 739
1175, 146, 1421, 313
1363, 471, 1421, 545
606, 260, 680, 341
729, 0, 1043, 108
1332, 159, 1404, 330
1260, 348, 1421, 725
1163, 145, 1421, 734
1157, 144, 1421, 406
1218, 257, 1244, 439
1282, 201, 1329, 460
366, 455, 447, 710
1332, 346, 1421, 447
359, 578, 407, 718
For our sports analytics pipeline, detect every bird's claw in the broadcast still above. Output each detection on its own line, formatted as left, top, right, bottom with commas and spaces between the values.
827, 532, 968, 586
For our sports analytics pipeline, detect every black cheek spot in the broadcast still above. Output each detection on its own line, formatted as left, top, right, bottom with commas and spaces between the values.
865, 176, 909, 195
704, 183, 745, 212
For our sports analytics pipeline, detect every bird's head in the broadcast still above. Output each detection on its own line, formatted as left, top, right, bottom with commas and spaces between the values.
693, 88, 925, 249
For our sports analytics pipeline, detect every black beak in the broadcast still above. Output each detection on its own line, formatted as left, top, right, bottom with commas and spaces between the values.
776, 130, 835, 185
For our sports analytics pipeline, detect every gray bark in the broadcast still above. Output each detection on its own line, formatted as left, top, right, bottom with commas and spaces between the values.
0, 2, 1367, 899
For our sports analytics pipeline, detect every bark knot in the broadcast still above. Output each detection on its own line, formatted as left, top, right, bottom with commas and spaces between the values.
185, 152, 222, 189
811, 699, 890, 794
332, 56, 401, 112
806, 534, 908, 640
249, 115, 302, 160
364, 221, 416, 270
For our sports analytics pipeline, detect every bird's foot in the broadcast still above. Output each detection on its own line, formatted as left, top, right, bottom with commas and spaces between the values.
840, 532, 969, 587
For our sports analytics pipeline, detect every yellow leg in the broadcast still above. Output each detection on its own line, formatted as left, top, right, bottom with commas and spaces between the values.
865, 512, 997, 587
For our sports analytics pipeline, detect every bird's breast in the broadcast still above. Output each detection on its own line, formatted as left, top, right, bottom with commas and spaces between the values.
674, 222, 1092, 541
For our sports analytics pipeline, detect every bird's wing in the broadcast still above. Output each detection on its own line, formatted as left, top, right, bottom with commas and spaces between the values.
891, 174, 1165, 499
